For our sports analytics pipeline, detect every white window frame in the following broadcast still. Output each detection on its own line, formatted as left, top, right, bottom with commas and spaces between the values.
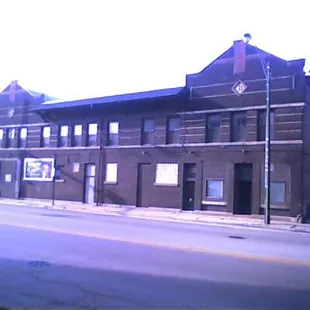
9, 128, 15, 139
0, 129, 3, 140
20, 128, 28, 139
105, 163, 118, 183
206, 179, 224, 199
88, 123, 98, 135
74, 125, 82, 136
109, 122, 119, 134
43, 126, 51, 138
155, 163, 179, 186
60, 125, 69, 137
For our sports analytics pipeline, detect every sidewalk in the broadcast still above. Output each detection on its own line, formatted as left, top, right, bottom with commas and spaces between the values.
0, 198, 310, 233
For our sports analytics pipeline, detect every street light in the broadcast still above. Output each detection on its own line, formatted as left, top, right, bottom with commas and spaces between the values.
243, 33, 271, 224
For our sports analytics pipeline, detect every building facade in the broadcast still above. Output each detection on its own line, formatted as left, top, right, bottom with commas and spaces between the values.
1, 40, 309, 219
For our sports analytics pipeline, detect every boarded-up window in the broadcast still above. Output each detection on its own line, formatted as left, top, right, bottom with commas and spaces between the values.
142, 119, 155, 145
167, 117, 180, 144
231, 112, 246, 142
41, 126, 51, 147
206, 114, 221, 142
107, 122, 119, 146
257, 110, 275, 141
72, 125, 82, 147
155, 163, 178, 186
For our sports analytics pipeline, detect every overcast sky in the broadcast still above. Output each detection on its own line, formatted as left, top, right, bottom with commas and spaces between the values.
0, 0, 308, 100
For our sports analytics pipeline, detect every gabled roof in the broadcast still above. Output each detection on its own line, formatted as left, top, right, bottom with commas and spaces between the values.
0, 81, 58, 102
193, 41, 288, 76
32, 86, 185, 111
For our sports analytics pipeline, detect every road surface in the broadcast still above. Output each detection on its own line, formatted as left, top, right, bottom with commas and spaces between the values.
0, 204, 309, 309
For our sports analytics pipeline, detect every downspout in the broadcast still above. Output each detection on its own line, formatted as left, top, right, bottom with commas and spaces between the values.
96, 117, 104, 206
300, 79, 308, 221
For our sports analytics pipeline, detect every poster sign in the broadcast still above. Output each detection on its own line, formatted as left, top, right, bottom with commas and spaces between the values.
23, 158, 55, 182
72, 162, 80, 173
5, 174, 12, 183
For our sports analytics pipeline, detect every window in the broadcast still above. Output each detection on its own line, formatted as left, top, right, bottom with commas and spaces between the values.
231, 112, 246, 142
184, 163, 196, 180
6, 128, 15, 148
155, 163, 179, 186
55, 165, 64, 181
142, 119, 155, 145
270, 182, 285, 204
0, 129, 3, 147
41, 126, 51, 147
206, 114, 221, 142
107, 122, 119, 146
87, 123, 98, 146
72, 125, 82, 147
59, 125, 68, 147
257, 110, 275, 141
18, 128, 28, 148
105, 163, 118, 183
206, 180, 223, 199
167, 117, 180, 144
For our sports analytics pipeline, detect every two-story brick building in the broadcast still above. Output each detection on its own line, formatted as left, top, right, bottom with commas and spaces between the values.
1, 39, 309, 219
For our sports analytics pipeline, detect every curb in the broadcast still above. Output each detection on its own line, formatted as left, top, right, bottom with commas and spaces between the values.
0, 200, 309, 233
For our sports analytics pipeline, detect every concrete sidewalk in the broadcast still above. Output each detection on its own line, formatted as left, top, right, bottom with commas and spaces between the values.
0, 198, 310, 233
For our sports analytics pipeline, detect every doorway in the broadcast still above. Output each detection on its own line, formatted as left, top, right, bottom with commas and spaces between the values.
84, 164, 96, 203
137, 163, 151, 207
233, 163, 253, 215
0, 159, 20, 198
182, 163, 196, 211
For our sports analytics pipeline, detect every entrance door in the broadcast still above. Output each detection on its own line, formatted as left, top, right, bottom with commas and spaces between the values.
182, 181, 195, 210
0, 159, 20, 198
233, 164, 253, 214
84, 164, 96, 203
137, 163, 151, 207
182, 163, 196, 211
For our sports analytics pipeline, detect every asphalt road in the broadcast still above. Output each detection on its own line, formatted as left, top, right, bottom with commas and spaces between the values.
0, 204, 310, 309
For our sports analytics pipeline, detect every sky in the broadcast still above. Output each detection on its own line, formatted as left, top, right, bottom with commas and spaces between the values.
0, 0, 309, 100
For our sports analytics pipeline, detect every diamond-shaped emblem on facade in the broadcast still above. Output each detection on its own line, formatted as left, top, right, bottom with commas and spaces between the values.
232, 80, 248, 96
8, 108, 15, 118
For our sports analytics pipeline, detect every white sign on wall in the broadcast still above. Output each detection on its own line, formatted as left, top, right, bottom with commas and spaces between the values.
155, 163, 179, 186
5, 174, 12, 183
105, 163, 118, 183
72, 162, 80, 173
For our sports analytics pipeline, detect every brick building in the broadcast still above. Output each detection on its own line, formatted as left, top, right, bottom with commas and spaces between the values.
0, 40, 309, 218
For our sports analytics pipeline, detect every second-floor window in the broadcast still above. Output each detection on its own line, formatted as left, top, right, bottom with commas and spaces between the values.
206, 114, 221, 142
41, 126, 51, 147
167, 116, 181, 144
6, 128, 15, 148
87, 123, 98, 146
18, 128, 28, 148
142, 119, 155, 145
72, 125, 82, 147
0, 129, 3, 148
107, 122, 119, 146
59, 125, 69, 147
231, 112, 247, 142
257, 110, 275, 141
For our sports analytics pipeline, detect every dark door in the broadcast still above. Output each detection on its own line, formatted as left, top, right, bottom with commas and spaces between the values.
182, 163, 196, 211
84, 164, 96, 203
233, 164, 253, 215
182, 181, 195, 210
0, 159, 20, 198
137, 163, 151, 207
